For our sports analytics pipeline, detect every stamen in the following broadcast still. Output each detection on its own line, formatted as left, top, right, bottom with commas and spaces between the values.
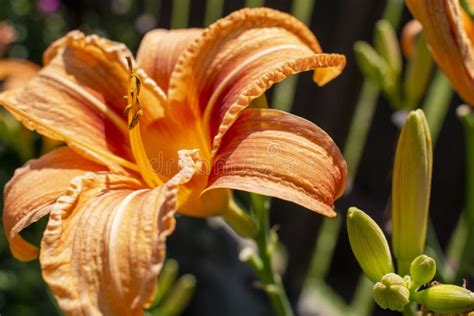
124, 56, 144, 129
124, 56, 162, 187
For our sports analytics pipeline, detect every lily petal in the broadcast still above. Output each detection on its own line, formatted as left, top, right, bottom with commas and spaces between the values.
206, 108, 347, 216
0, 31, 166, 172
168, 7, 346, 157
3, 147, 106, 261
406, 0, 474, 105
40, 150, 199, 315
137, 29, 202, 92
0, 59, 39, 90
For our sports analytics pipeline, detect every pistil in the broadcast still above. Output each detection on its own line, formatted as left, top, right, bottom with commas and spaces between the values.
125, 56, 162, 188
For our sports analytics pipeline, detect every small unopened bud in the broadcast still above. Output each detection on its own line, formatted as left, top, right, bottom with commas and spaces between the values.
414, 284, 474, 313
410, 255, 436, 288
392, 110, 432, 275
347, 207, 394, 282
373, 273, 410, 312
375, 19, 402, 79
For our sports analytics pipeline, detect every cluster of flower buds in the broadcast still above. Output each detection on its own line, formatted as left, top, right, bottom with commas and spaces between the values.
354, 19, 433, 111
348, 207, 474, 313
347, 109, 474, 313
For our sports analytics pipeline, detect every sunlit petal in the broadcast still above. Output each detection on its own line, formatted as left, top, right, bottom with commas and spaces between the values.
167, 7, 345, 158
137, 28, 202, 92
40, 151, 198, 315
0, 31, 166, 172
206, 108, 347, 216
3, 147, 106, 261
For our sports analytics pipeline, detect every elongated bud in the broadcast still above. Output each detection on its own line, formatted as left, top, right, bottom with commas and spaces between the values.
373, 273, 410, 312
354, 41, 399, 106
392, 110, 432, 275
375, 19, 402, 78
354, 42, 392, 88
410, 255, 436, 288
414, 284, 474, 313
150, 259, 179, 307
153, 274, 197, 315
403, 34, 433, 110
401, 20, 422, 58
223, 199, 257, 238
347, 207, 394, 282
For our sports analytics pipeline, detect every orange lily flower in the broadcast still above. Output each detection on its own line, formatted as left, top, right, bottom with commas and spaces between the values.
0, 22, 39, 90
1, 8, 347, 315
0, 21, 16, 55
406, 0, 474, 105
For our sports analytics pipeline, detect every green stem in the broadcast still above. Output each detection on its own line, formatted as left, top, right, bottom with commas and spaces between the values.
343, 0, 405, 183
414, 69, 452, 279
382, 0, 404, 27
245, 0, 265, 8
454, 106, 474, 281
170, 0, 190, 28
343, 80, 380, 182
350, 275, 375, 316
204, 0, 224, 26
422, 70, 453, 142
272, 0, 315, 112
250, 193, 294, 316
402, 302, 417, 316
397, 260, 411, 277
306, 1, 405, 310
222, 199, 257, 238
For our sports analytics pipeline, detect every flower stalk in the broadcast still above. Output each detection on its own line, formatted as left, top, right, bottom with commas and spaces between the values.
454, 105, 474, 280
242, 193, 294, 316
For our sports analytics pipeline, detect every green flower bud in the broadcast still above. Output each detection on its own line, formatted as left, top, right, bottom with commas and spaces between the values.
410, 255, 436, 288
375, 19, 402, 79
392, 110, 432, 275
414, 285, 474, 313
153, 274, 197, 315
403, 34, 433, 110
354, 41, 395, 92
347, 207, 394, 282
373, 273, 410, 312
150, 259, 179, 307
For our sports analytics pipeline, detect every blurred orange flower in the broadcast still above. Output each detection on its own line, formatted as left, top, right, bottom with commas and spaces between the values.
0, 22, 39, 90
0, 8, 347, 315
406, 0, 474, 105
0, 22, 16, 55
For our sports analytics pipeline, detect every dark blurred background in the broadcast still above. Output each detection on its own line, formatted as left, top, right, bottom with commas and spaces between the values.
0, 0, 466, 315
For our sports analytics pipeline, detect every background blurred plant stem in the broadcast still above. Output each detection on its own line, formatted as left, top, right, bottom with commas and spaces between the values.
342, 80, 380, 182
250, 193, 294, 316
305, 0, 405, 312
420, 70, 453, 280
452, 106, 474, 281
422, 70, 453, 143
